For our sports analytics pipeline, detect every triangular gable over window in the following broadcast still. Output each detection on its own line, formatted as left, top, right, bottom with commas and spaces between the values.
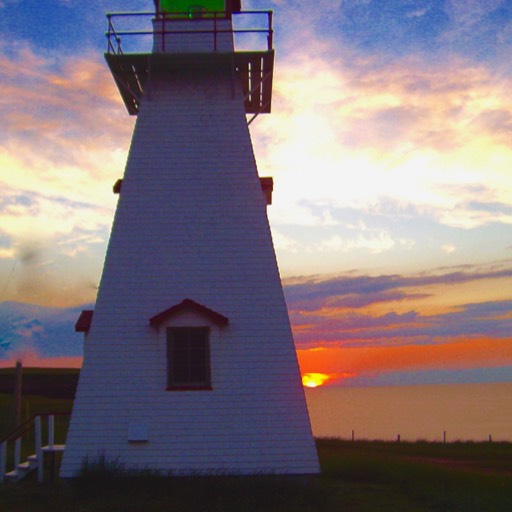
149, 299, 229, 327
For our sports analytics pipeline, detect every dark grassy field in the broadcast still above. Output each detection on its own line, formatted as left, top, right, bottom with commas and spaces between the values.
0, 367, 79, 400
1, 369, 512, 511
1, 439, 511, 511
0, 367, 77, 441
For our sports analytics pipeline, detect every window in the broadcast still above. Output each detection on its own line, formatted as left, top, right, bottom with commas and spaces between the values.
158, 0, 229, 18
166, 327, 211, 390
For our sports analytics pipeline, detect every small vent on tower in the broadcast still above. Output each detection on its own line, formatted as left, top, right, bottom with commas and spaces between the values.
113, 179, 123, 194
75, 310, 94, 333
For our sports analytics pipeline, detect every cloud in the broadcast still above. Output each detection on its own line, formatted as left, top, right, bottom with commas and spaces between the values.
319, 231, 396, 254
255, 51, 512, 246
438, 0, 512, 60
0, 40, 132, 305
0, 186, 111, 242
0, 184, 111, 305
284, 263, 512, 304
271, 230, 302, 253
297, 337, 512, 381
406, 7, 430, 19
467, 201, 512, 215
296, 299, 512, 348
260, 50, 512, 269
442, 244, 456, 254
1, 1, 511, 308
312, 365, 512, 387
444, 0, 505, 29
0, 301, 85, 358
284, 263, 512, 349
0, 42, 132, 168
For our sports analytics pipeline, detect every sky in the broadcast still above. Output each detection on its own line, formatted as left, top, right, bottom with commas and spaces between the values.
0, 0, 511, 387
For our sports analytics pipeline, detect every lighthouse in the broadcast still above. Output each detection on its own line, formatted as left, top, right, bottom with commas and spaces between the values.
60, 0, 319, 476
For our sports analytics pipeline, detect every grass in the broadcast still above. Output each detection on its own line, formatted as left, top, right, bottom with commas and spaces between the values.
0, 439, 511, 511
0, 366, 76, 446
0, 394, 73, 437
318, 439, 512, 511
0, 367, 79, 403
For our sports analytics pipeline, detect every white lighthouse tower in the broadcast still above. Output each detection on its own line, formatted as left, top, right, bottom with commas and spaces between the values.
60, 0, 319, 476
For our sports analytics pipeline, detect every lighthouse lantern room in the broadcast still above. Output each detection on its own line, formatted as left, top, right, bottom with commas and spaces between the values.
60, 1, 319, 476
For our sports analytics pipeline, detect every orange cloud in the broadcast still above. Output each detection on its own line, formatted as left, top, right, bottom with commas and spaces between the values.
297, 337, 512, 378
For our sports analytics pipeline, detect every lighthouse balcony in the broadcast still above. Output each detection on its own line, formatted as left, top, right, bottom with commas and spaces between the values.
105, 10, 274, 117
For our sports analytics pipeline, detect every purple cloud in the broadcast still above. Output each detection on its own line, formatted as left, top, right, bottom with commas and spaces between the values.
284, 265, 512, 349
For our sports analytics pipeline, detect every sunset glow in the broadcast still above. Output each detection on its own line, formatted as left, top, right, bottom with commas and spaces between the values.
0, 355, 83, 369
302, 373, 330, 388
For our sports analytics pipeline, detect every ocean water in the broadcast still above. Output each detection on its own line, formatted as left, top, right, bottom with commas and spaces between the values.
304, 382, 512, 442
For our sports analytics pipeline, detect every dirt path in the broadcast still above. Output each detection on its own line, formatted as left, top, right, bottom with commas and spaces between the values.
406, 455, 512, 476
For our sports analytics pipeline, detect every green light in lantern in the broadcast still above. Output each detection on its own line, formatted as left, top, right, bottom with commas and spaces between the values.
159, 0, 227, 18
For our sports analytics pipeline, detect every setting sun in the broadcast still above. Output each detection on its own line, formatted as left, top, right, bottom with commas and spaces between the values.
302, 373, 330, 388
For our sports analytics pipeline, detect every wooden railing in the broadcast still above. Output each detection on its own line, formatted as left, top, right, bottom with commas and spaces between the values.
0, 412, 70, 483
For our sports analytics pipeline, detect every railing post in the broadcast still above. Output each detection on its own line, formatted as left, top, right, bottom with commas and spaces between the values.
107, 14, 112, 53
14, 438, 21, 469
0, 442, 6, 483
268, 11, 273, 50
48, 415, 55, 448
35, 416, 43, 483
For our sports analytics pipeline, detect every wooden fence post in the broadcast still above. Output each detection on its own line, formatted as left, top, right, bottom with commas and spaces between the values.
35, 416, 43, 483
13, 361, 22, 429
0, 442, 6, 483
14, 438, 21, 469
48, 415, 55, 448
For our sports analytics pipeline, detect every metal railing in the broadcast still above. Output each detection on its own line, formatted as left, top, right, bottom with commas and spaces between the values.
0, 412, 70, 483
106, 10, 273, 55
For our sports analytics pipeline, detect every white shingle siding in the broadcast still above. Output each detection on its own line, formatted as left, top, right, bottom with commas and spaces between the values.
61, 19, 319, 477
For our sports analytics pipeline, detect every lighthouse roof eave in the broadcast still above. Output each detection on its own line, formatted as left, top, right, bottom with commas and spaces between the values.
149, 299, 229, 328
104, 50, 274, 116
